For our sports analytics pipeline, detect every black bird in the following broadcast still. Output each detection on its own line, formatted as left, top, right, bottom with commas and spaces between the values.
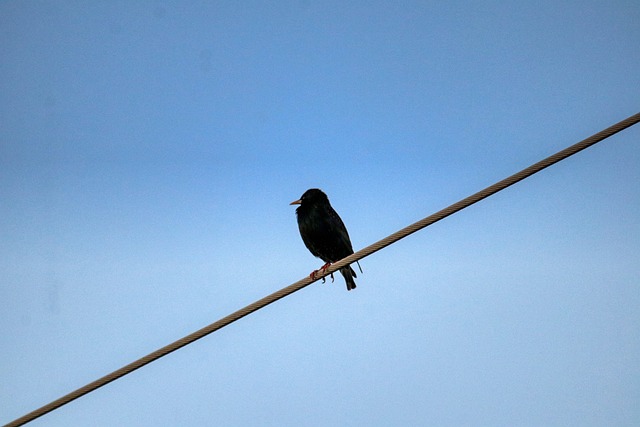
290, 188, 359, 291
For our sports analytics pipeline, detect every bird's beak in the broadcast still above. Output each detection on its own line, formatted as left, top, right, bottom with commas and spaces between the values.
290, 199, 301, 205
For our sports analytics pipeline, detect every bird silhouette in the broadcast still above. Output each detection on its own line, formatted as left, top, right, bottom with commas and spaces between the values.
290, 188, 359, 290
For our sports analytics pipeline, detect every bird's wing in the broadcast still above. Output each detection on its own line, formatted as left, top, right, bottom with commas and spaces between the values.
327, 207, 354, 255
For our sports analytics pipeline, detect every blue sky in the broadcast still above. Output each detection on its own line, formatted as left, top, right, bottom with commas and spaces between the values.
1, 1, 639, 426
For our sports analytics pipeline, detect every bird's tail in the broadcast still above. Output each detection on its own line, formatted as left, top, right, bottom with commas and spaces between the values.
340, 266, 357, 291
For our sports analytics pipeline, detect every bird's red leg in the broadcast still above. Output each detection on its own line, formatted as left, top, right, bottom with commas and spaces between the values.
320, 262, 332, 283
310, 262, 332, 283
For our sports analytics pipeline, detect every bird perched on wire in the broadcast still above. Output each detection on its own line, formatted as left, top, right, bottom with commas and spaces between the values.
290, 188, 361, 291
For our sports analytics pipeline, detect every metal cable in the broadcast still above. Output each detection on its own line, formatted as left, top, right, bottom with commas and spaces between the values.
5, 112, 639, 427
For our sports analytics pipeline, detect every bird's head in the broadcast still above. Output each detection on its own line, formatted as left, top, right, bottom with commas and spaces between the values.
290, 188, 329, 207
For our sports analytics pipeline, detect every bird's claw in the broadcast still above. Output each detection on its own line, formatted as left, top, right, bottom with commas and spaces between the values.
310, 262, 334, 283
321, 273, 335, 284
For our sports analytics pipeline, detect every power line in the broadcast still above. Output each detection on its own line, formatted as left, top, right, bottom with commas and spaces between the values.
5, 112, 639, 427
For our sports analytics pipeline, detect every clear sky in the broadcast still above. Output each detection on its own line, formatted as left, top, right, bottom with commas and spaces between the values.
1, 1, 639, 426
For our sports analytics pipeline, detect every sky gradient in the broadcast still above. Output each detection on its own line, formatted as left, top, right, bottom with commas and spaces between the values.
1, 1, 639, 426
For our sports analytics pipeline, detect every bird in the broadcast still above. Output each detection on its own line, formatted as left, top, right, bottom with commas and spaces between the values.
290, 188, 359, 291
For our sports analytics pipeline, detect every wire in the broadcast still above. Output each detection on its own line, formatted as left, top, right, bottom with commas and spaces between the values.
5, 112, 639, 427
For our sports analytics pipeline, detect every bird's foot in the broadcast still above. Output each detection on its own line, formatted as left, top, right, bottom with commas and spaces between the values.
310, 262, 333, 283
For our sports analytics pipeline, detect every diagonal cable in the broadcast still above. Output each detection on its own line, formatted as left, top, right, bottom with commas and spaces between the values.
5, 112, 639, 427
